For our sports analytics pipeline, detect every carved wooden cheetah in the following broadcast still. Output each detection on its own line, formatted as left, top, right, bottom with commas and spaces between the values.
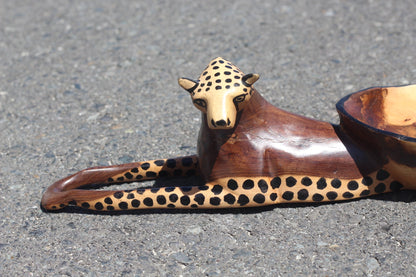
41, 57, 416, 211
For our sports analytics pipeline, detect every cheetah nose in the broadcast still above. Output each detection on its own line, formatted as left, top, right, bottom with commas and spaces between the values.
216, 119, 227, 127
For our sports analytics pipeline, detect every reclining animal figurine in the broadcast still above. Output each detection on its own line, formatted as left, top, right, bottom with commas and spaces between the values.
41, 57, 416, 212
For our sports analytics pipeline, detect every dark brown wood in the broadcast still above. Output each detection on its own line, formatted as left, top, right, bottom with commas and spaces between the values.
198, 89, 377, 181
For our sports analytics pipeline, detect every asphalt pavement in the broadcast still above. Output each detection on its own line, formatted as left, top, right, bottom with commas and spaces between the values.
1, 0, 416, 276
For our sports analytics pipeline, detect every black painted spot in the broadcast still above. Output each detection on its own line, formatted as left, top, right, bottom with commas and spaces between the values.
214, 72, 220, 77
390, 181, 403, 192
225, 78, 232, 83
124, 172, 133, 179
173, 169, 183, 176
108, 177, 114, 182
224, 71, 231, 75
107, 206, 115, 211
271, 177, 281, 188
68, 200, 77, 206
234, 83, 240, 87
191, 204, 198, 208
215, 79, 221, 83
362, 176, 373, 186
169, 194, 178, 202
326, 191, 338, 200
143, 198, 154, 206
114, 191, 124, 199
234, 75, 241, 79
194, 193, 205, 205
224, 193, 236, 205
131, 168, 139, 173
150, 188, 160, 193
270, 193, 278, 201
331, 179, 342, 188
166, 159, 176, 168
282, 191, 294, 201
104, 197, 113, 204
136, 175, 143, 180
206, 75, 211, 80
360, 190, 370, 197
131, 199, 140, 207
215, 85, 222, 90
167, 204, 175, 208
237, 195, 250, 206
180, 195, 190, 206
157, 195, 166, 205
227, 179, 238, 190
119, 202, 128, 209
141, 163, 150, 170
211, 61, 217, 66
375, 183, 386, 193
376, 169, 390, 180
159, 170, 169, 177
210, 197, 221, 206
342, 192, 354, 199
347, 181, 359, 190
286, 177, 297, 187
312, 193, 324, 202
146, 171, 157, 178
180, 186, 193, 192
317, 178, 327, 189
136, 188, 145, 194
196, 185, 208, 191
213, 66, 219, 70
212, 185, 223, 195
117, 177, 124, 182
94, 202, 104, 210
154, 160, 165, 166
242, 179, 255, 189
297, 189, 309, 200
127, 193, 135, 199
258, 179, 268, 193
207, 81, 212, 86
301, 177, 312, 186
182, 157, 193, 166
165, 187, 175, 192
253, 194, 265, 204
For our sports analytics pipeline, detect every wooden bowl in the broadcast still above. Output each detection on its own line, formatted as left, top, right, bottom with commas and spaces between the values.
336, 84, 416, 188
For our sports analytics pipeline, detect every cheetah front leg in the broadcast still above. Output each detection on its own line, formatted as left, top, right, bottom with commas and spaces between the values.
42, 176, 280, 211
41, 155, 199, 211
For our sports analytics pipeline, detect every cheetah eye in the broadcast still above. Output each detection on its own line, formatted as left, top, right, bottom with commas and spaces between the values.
193, 99, 207, 108
233, 94, 247, 104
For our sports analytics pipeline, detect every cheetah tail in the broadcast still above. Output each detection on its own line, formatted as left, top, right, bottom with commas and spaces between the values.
41, 155, 199, 211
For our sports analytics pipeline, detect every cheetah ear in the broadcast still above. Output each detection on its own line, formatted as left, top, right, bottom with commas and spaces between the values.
242, 73, 259, 86
178, 77, 198, 93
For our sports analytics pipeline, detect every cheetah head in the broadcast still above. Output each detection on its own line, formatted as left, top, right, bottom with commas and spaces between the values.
178, 57, 259, 129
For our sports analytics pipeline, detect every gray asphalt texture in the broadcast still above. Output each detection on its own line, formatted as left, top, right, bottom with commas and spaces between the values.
1, 0, 416, 276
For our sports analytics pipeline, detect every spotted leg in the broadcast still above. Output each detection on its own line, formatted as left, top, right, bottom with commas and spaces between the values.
41, 155, 199, 211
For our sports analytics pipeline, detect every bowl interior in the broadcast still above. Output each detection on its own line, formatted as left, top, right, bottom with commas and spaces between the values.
340, 84, 416, 139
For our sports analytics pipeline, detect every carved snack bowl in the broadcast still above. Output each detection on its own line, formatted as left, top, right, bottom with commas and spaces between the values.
336, 84, 416, 188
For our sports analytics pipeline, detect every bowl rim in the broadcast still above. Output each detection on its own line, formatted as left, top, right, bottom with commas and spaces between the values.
336, 84, 416, 143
